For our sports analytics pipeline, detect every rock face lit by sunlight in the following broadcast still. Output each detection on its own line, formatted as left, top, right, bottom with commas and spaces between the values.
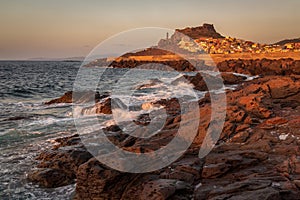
1, 2, 300, 197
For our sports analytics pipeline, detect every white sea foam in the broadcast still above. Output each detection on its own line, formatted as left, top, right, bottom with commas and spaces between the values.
25, 117, 74, 126
112, 108, 149, 122
232, 72, 260, 81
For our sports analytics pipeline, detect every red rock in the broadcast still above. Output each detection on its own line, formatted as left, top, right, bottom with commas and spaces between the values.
202, 163, 230, 178
96, 98, 112, 114
265, 117, 288, 125
45, 91, 109, 105
45, 91, 73, 104
263, 77, 300, 99
229, 131, 250, 143
81, 98, 112, 114
238, 95, 271, 119
259, 117, 288, 129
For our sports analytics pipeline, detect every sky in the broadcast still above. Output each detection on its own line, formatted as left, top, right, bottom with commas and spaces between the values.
0, 0, 299, 60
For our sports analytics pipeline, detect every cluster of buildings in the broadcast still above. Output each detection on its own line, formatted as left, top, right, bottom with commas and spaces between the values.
177, 36, 300, 54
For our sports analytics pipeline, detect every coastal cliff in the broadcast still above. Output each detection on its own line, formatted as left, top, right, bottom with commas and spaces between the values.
27, 24, 300, 199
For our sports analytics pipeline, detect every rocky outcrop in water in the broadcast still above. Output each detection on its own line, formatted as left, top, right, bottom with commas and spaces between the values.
27, 134, 92, 187
45, 91, 110, 105
45, 91, 73, 104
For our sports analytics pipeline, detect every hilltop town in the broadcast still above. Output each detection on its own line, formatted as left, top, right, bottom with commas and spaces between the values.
158, 23, 300, 55
86, 24, 300, 68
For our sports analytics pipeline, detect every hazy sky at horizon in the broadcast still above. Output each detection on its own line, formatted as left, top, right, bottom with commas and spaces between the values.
0, 0, 299, 60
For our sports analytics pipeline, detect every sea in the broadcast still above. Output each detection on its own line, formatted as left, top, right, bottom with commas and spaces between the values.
0, 61, 80, 199
0, 61, 210, 199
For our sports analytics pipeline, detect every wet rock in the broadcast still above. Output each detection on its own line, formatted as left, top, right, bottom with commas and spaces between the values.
135, 78, 163, 90
45, 91, 73, 104
221, 72, 247, 84
52, 134, 81, 149
45, 91, 109, 105
37, 144, 92, 179
81, 97, 112, 114
133, 113, 151, 126
27, 168, 73, 188
96, 98, 112, 114
103, 124, 121, 132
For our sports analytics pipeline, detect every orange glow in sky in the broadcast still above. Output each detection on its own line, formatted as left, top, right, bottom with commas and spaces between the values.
0, 0, 299, 60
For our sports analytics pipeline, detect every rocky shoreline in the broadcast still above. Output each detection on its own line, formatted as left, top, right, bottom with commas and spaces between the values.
28, 58, 300, 199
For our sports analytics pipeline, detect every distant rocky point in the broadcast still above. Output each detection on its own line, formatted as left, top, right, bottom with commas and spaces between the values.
29, 56, 84, 62
274, 38, 300, 46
